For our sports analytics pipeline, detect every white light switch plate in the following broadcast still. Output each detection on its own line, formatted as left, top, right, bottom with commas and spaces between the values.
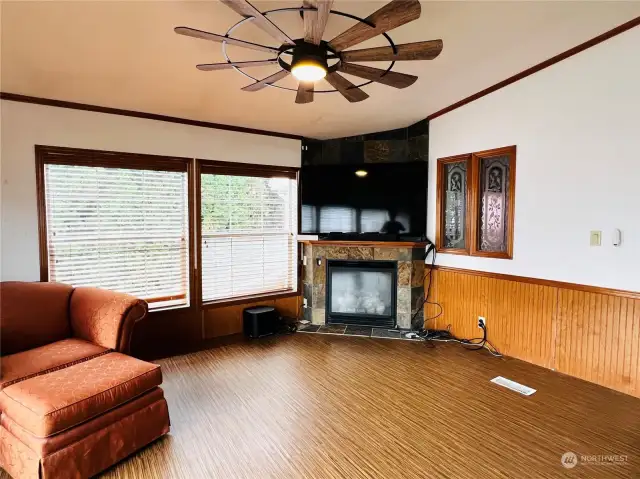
590, 230, 602, 246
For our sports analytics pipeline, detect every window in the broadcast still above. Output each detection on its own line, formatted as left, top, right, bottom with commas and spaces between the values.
199, 162, 298, 303
37, 147, 300, 308
36, 146, 192, 309
436, 146, 516, 259
435, 154, 471, 255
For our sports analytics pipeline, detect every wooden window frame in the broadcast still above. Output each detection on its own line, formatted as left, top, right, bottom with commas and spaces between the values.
197, 159, 300, 309
35, 145, 197, 310
436, 145, 516, 260
435, 154, 472, 255
36, 148, 301, 313
470, 145, 517, 259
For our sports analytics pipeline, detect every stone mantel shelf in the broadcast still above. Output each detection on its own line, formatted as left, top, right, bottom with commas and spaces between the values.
299, 240, 429, 249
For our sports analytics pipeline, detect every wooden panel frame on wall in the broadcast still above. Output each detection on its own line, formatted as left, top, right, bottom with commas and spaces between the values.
35, 145, 197, 312
435, 154, 472, 255
469, 145, 517, 260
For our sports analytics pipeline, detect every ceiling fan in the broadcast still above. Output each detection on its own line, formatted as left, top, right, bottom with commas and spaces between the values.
175, 0, 443, 104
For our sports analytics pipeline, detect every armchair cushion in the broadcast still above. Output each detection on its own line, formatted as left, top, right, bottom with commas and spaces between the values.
0, 282, 73, 356
69, 287, 147, 353
0, 339, 107, 391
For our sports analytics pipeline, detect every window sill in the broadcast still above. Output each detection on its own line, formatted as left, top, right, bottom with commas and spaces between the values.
202, 290, 300, 309
148, 303, 193, 314
435, 247, 470, 256
435, 250, 513, 260
470, 250, 513, 260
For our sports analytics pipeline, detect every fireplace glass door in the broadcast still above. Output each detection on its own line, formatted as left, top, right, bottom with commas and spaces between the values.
326, 260, 397, 328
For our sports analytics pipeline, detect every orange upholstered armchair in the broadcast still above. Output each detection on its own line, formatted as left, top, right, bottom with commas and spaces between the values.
0, 281, 170, 479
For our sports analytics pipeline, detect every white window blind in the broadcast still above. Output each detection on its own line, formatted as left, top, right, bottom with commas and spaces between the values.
43, 163, 190, 309
201, 173, 297, 302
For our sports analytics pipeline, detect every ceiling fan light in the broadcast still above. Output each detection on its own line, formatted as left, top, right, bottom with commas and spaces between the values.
292, 61, 327, 82
290, 43, 329, 83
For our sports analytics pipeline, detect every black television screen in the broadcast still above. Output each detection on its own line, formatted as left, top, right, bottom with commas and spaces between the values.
300, 162, 427, 239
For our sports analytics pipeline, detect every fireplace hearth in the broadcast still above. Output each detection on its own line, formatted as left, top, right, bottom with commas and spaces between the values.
326, 260, 397, 328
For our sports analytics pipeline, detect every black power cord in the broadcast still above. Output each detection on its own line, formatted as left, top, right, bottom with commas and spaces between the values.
277, 315, 298, 334
410, 242, 501, 357
410, 241, 442, 330
420, 323, 502, 357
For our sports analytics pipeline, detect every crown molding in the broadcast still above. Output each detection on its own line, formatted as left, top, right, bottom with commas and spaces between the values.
427, 16, 640, 121
0, 92, 302, 141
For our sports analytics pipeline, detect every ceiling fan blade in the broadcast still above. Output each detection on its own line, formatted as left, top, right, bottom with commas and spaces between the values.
174, 27, 280, 54
295, 81, 315, 104
338, 63, 417, 89
220, 0, 294, 45
196, 60, 279, 71
329, 0, 421, 51
303, 0, 334, 45
242, 70, 290, 92
324, 72, 369, 102
341, 40, 443, 62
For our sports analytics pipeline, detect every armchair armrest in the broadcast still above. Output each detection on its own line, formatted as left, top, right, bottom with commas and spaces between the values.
69, 287, 148, 354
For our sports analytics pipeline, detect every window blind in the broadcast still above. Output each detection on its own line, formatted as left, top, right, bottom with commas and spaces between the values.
201, 173, 297, 302
43, 163, 190, 308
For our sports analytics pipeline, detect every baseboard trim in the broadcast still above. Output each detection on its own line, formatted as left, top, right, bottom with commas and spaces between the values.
432, 265, 639, 300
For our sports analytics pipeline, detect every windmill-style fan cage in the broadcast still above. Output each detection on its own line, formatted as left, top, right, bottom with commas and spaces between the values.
175, 0, 443, 103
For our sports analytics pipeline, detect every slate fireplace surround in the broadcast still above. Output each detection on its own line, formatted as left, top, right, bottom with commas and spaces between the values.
302, 243, 426, 330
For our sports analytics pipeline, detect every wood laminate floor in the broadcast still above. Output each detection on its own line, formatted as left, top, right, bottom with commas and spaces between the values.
5, 333, 640, 478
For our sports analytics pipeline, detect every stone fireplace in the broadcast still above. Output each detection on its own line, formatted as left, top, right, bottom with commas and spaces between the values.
302, 243, 426, 330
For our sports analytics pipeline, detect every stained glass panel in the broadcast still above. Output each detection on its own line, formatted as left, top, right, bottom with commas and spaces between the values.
443, 161, 467, 249
478, 155, 511, 252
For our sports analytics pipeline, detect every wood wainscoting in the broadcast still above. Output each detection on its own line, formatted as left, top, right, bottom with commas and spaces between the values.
425, 267, 640, 398
203, 296, 301, 338
130, 296, 301, 360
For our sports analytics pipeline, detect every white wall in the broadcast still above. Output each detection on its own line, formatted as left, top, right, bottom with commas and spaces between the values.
0, 101, 301, 281
428, 27, 640, 292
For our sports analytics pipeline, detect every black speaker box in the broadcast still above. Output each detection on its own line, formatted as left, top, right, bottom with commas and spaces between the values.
243, 306, 278, 338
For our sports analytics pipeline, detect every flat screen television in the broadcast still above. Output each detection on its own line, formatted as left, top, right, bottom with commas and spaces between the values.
300, 162, 428, 241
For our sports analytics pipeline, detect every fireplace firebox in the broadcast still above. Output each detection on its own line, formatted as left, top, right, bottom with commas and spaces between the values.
326, 260, 397, 328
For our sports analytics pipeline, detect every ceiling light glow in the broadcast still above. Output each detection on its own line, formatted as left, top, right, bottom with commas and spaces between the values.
292, 62, 327, 82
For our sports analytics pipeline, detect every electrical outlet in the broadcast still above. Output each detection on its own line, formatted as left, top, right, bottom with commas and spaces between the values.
303, 298, 308, 308
303, 255, 307, 266
478, 316, 486, 329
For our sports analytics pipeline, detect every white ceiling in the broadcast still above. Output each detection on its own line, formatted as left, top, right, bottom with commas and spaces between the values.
2, 1, 639, 139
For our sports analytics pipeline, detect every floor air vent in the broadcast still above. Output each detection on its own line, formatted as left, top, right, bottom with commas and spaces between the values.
490, 376, 536, 396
